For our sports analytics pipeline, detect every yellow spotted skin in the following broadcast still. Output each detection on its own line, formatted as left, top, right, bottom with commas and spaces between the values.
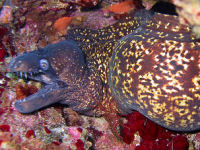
67, 10, 200, 131
109, 14, 200, 131
66, 10, 153, 84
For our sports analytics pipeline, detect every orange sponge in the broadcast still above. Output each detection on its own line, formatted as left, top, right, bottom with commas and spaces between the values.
53, 17, 72, 34
109, 0, 135, 14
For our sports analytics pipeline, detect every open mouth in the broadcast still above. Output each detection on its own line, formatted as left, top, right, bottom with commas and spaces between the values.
8, 71, 62, 114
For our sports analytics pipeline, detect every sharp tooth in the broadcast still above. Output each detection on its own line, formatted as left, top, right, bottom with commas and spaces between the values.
20, 98, 26, 102
20, 72, 23, 78
24, 73, 27, 79
22, 72, 25, 79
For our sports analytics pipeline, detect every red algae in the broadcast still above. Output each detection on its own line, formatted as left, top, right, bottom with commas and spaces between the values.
52, 141, 61, 146
44, 126, 51, 134
77, 0, 99, 8
0, 25, 16, 61
25, 129, 36, 138
122, 112, 146, 144
0, 27, 8, 62
168, 135, 189, 150
0, 45, 6, 62
0, 140, 3, 146
87, 127, 103, 141
0, 124, 10, 132
122, 111, 189, 150
75, 139, 85, 150
0, 88, 4, 97
0, 27, 8, 38
77, 128, 83, 133
0, 108, 5, 116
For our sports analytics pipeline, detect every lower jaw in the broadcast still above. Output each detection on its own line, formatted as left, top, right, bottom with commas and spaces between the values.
14, 81, 63, 114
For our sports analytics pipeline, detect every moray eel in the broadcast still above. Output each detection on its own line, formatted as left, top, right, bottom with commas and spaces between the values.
9, 40, 103, 115
9, 10, 200, 132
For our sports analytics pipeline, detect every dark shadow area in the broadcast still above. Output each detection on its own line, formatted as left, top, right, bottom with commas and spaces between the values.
151, 1, 177, 15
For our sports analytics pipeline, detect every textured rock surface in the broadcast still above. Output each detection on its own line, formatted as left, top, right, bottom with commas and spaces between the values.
0, 0, 200, 149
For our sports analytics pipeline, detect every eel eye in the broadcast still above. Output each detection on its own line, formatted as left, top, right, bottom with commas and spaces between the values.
14, 60, 22, 69
40, 59, 49, 71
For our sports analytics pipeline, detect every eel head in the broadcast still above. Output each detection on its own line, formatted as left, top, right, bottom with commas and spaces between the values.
8, 40, 87, 113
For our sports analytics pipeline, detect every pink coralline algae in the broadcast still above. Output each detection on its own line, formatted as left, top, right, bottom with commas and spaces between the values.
0, 6, 13, 24
70, 9, 117, 29
68, 127, 82, 141
0, 72, 10, 98
69, 0, 100, 8
171, 0, 200, 38
11, 0, 102, 49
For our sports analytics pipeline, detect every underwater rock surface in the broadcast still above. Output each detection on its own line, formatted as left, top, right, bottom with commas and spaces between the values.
0, 0, 200, 150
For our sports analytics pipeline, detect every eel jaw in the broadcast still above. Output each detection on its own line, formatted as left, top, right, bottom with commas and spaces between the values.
15, 82, 65, 113
9, 57, 63, 113
9, 70, 63, 113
